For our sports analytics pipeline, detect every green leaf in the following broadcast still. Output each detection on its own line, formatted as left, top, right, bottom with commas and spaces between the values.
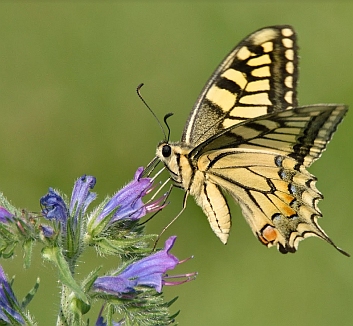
42, 246, 89, 304
0, 192, 22, 216
86, 198, 113, 237
0, 241, 17, 259
81, 266, 101, 293
21, 278, 40, 309
23, 239, 33, 269
71, 296, 91, 315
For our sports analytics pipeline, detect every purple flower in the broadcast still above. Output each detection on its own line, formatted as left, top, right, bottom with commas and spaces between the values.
40, 175, 96, 228
40, 188, 68, 223
93, 236, 195, 294
69, 175, 96, 223
0, 265, 25, 324
94, 167, 166, 226
95, 314, 123, 326
0, 207, 13, 223
39, 224, 55, 238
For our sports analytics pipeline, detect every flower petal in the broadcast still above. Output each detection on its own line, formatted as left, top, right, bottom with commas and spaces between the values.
94, 236, 179, 294
0, 207, 13, 223
40, 188, 68, 223
0, 265, 25, 324
95, 167, 154, 226
70, 175, 97, 220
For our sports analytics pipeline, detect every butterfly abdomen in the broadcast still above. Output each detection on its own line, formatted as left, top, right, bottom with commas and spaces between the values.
190, 170, 232, 244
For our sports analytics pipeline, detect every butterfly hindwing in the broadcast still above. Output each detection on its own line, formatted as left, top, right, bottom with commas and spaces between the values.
189, 105, 347, 253
197, 150, 321, 252
182, 25, 298, 146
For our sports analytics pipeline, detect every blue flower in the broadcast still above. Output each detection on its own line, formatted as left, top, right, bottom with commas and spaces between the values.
40, 188, 68, 223
93, 236, 195, 294
40, 175, 96, 229
0, 207, 13, 223
0, 265, 25, 324
39, 224, 55, 238
69, 175, 96, 224
94, 167, 166, 227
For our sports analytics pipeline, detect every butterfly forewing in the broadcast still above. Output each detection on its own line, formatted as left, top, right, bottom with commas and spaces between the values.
182, 25, 298, 146
191, 105, 347, 168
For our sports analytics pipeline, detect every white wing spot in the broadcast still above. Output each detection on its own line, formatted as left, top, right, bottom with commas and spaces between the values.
206, 85, 236, 111
221, 69, 247, 89
284, 91, 293, 103
285, 76, 293, 88
237, 46, 251, 60
282, 38, 293, 48
286, 61, 294, 74
247, 54, 271, 66
246, 79, 270, 92
285, 49, 294, 61
239, 92, 272, 105
251, 66, 270, 77
281, 28, 294, 37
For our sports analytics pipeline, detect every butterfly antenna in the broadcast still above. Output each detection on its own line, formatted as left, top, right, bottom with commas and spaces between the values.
153, 190, 189, 250
163, 112, 174, 142
137, 83, 167, 141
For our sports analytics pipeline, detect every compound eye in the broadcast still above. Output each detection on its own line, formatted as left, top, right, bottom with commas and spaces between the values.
162, 144, 172, 158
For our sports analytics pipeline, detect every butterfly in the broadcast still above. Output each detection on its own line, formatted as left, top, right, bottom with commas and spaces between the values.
154, 25, 349, 255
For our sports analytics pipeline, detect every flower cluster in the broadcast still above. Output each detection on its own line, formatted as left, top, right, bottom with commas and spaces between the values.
0, 167, 196, 325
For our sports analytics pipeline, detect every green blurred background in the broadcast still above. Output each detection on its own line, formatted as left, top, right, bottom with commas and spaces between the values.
1, 2, 352, 325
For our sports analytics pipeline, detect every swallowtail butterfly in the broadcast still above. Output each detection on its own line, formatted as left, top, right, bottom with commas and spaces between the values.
155, 25, 348, 255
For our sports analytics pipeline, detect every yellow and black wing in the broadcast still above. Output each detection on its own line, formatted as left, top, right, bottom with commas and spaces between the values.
191, 104, 347, 167
182, 25, 298, 146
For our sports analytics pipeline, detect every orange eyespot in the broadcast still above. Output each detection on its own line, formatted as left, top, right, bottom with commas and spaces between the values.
258, 225, 278, 245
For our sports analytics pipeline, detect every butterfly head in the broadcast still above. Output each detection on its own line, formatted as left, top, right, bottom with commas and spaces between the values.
156, 141, 193, 187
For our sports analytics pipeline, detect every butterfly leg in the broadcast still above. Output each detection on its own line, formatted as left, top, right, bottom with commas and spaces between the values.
153, 190, 189, 250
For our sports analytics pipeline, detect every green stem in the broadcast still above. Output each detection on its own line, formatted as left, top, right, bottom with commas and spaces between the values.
56, 285, 70, 326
